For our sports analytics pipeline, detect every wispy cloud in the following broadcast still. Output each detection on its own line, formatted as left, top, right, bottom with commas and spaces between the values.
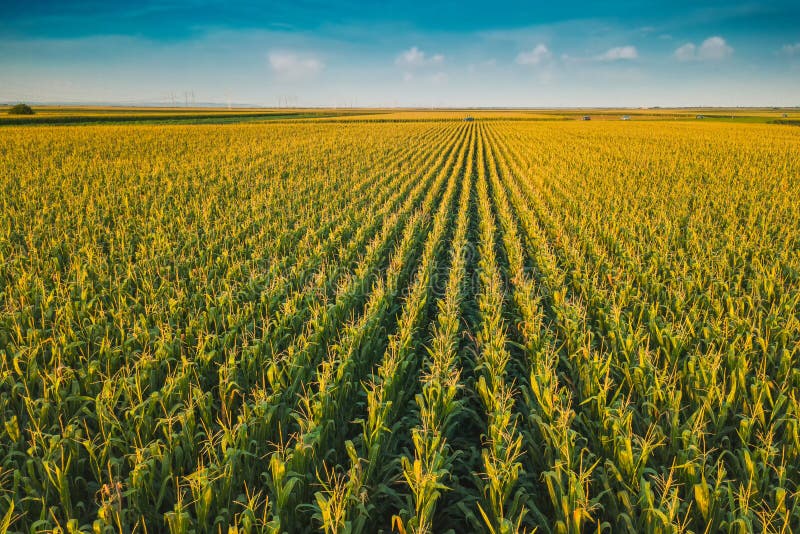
780, 43, 800, 56
674, 36, 733, 61
560, 44, 639, 64
674, 43, 697, 61
395, 46, 444, 67
597, 45, 638, 61
268, 51, 324, 80
516, 44, 552, 65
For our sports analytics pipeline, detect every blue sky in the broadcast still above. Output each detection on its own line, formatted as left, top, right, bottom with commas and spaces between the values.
1, 0, 798, 106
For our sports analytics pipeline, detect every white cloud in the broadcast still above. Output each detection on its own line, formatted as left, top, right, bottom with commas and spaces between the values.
395, 46, 444, 67
268, 51, 323, 80
674, 43, 697, 61
516, 44, 552, 65
598, 45, 638, 61
698, 36, 733, 59
674, 36, 733, 61
781, 43, 800, 56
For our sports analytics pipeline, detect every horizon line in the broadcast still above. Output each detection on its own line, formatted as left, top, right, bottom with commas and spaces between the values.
3, 102, 800, 110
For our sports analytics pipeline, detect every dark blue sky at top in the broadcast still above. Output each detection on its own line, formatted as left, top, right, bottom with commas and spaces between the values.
3, 0, 799, 38
1, 0, 798, 106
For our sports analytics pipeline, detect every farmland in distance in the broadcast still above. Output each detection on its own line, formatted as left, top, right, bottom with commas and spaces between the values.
1, 113, 799, 532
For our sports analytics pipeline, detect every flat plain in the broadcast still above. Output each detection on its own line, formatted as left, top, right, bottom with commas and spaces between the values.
1, 110, 799, 533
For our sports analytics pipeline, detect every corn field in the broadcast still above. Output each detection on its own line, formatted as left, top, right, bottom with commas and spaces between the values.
1, 118, 799, 533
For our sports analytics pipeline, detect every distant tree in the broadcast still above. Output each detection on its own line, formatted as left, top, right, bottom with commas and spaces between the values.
8, 103, 34, 115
